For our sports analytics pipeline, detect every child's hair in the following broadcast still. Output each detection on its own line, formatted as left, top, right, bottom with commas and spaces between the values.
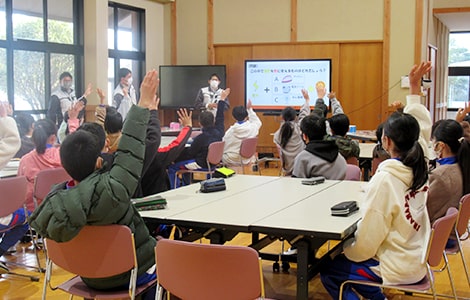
14, 112, 34, 137
60, 130, 101, 182
431, 119, 470, 195
328, 113, 350, 136
104, 106, 123, 134
463, 114, 470, 123
78, 122, 106, 151
199, 111, 214, 128
209, 73, 220, 81
32, 119, 57, 154
375, 122, 384, 144
383, 112, 428, 192
118, 68, 131, 80
232, 106, 248, 122
279, 107, 297, 148
300, 114, 326, 141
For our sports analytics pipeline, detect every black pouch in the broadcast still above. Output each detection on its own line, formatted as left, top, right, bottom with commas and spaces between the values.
330, 201, 359, 216
200, 178, 226, 193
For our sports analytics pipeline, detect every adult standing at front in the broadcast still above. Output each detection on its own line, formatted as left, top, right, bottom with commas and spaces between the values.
47, 72, 91, 127
194, 73, 230, 116
113, 68, 137, 121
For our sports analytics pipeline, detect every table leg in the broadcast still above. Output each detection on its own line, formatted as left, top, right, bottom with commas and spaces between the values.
296, 239, 310, 300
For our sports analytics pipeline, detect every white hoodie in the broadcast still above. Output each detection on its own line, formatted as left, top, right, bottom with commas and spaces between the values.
404, 95, 433, 160
222, 108, 262, 165
344, 159, 430, 285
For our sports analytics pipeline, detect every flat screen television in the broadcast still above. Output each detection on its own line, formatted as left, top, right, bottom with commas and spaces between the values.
159, 65, 226, 109
245, 59, 331, 111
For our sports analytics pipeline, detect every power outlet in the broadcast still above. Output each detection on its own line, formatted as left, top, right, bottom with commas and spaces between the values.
400, 76, 410, 88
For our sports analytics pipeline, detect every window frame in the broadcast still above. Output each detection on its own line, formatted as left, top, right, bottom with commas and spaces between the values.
447, 31, 470, 111
0, 0, 84, 116
107, 1, 145, 97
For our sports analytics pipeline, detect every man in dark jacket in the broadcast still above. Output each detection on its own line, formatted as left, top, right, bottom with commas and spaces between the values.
30, 70, 159, 291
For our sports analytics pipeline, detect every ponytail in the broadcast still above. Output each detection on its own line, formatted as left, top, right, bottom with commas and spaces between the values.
401, 140, 428, 192
279, 122, 293, 148
279, 107, 297, 148
384, 112, 428, 192
32, 119, 57, 154
458, 139, 470, 195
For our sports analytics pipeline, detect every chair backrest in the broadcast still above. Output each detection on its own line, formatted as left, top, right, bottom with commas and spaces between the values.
33, 167, 71, 206
155, 239, 263, 300
206, 141, 225, 166
346, 156, 359, 166
240, 137, 258, 159
456, 193, 470, 237
427, 207, 459, 267
44, 225, 136, 278
0, 176, 27, 217
345, 164, 361, 181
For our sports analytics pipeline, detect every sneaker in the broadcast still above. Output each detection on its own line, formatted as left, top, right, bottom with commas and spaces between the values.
0, 261, 9, 274
282, 247, 297, 255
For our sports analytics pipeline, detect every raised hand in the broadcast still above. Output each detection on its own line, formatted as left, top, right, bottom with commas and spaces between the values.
456, 101, 470, 122
409, 61, 432, 95
68, 101, 85, 120
177, 108, 193, 127
0, 102, 8, 117
97, 88, 106, 105
247, 99, 253, 109
301, 88, 310, 101
83, 83, 93, 98
328, 91, 336, 99
221, 88, 231, 100
138, 70, 159, 110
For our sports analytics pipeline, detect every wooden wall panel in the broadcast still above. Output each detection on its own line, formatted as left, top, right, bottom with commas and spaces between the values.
339, 42, 383, 131
214, 45, 252, 129
214, 41, 384, 150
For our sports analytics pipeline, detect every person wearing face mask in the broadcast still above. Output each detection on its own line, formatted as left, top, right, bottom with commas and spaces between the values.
113, 68, 137, 121
194, 74, 230, 116
47, 72, 91, 127
427, 119, 470, 233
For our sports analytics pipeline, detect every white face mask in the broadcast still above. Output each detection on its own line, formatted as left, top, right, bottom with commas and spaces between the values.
210, 80, 219, 90
127, 77, 133, 86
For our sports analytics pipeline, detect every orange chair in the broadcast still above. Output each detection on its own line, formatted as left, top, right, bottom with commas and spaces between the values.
42, 225, 156, 300
155, 239, 266, 300
346, 156, 359, 166
33, 167, 71, 208
174, 140, 225, 188
339, 207, 459, 300
0, 176, 41, 281
445, 193, 470, 288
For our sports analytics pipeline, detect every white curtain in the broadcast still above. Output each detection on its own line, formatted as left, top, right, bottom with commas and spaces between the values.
434, 17, 449, 120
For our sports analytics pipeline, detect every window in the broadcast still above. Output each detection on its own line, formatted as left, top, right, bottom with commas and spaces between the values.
107, 2, 145, 105
0, 0, 83, 116
448, 32, 470, 109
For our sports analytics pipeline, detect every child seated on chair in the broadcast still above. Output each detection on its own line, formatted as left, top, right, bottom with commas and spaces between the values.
222, 99, 262, 166
273, 93, 310, 176
320, 112, 431, 300
292, 114, 346, 179
167, 100, 227, 189
30, 70, 159, 294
